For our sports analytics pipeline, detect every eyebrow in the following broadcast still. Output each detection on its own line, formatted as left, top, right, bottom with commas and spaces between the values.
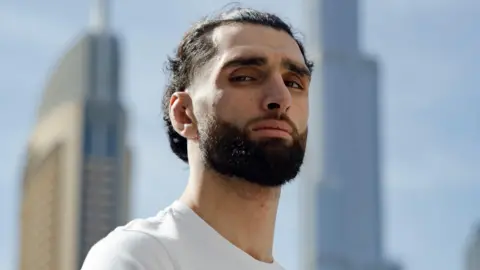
221, 56, 267, 70
221, 56, 311, 79
281, 59, 311, 79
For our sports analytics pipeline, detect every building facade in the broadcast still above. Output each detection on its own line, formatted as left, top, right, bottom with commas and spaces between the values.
18, 2, 131, 269
466, 223, 480, 270
300, 0, 398, 269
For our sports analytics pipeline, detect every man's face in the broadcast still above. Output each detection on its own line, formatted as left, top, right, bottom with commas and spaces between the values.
189, 23, 310, 187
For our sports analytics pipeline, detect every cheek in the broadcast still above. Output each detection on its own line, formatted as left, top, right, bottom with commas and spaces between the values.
291, 97, 309, 132
191, 89, 220, 130
213, 90, 257, 124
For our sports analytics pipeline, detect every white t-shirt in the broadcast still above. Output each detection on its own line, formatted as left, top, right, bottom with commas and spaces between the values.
81, 200, 285, 270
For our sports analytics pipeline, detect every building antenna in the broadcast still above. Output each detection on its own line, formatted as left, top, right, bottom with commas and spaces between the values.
90, 0, 109, 32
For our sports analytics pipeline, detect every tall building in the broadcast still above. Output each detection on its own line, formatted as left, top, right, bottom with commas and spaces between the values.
466, 223, 480, 270
300, 0, 398, 269
18, 1, 131, 269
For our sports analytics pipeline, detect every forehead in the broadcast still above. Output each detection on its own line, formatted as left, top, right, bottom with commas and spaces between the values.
211, 23, 305, 65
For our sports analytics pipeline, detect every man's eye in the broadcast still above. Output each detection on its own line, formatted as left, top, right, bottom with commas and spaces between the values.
230, 76, 255, 82
285, 81, 303, 89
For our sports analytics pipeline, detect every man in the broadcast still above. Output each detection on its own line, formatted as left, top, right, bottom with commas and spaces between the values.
82, 6, 313, 270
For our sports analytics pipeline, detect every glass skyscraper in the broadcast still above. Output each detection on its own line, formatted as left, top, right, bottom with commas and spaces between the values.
18, 1, 131, 269
300, 0, 399, 269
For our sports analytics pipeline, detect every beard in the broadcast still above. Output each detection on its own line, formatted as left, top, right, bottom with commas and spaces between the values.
198, 114, 307, 187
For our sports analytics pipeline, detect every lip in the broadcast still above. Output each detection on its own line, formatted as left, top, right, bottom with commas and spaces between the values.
250, 120, 293, 138
251, 128, 291, 138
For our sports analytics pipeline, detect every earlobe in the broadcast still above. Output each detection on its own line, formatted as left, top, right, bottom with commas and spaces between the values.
169, 92, 198, 140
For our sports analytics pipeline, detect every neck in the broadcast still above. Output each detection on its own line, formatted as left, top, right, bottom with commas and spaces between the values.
180, 154, 281, 263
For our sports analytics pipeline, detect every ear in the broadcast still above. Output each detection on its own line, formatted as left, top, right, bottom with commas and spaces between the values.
169, 92, 198, 140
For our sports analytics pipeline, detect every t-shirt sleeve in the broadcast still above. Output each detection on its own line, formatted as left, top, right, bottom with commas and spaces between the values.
80, 229, 175, 270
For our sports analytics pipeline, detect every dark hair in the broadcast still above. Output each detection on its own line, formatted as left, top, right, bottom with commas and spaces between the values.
162, 6, 314, 163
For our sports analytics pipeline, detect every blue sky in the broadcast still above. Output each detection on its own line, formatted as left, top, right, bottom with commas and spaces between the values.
0, 1, 479, 269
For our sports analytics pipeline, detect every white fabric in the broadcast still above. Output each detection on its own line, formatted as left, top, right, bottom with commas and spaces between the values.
81, 200, 285, 270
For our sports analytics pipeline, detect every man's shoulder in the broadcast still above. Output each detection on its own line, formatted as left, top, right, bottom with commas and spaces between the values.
81, 210, 179, 269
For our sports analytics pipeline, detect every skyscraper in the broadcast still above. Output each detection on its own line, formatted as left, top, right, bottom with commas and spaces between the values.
18, 1, 131, 269
466, 223, 480, 270
300, 0, 398, 269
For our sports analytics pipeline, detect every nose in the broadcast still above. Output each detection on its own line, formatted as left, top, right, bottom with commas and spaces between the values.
261, 75, 292, 113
